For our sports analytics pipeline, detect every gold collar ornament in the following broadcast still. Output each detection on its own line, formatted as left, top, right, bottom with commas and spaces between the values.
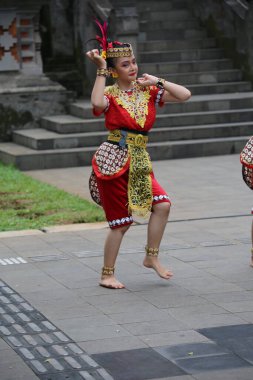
105, 82, 151, 128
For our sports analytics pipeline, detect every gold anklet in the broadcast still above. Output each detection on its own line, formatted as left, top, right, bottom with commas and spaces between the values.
102, 266, 115, 276
145, 246, 159, 257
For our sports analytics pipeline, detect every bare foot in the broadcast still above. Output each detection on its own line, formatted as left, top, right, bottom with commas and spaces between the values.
99, 275, 125, 289
143, 257, 173, 280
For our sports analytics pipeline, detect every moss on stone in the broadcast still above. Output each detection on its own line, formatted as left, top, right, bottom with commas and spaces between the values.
0, 104, 33, 142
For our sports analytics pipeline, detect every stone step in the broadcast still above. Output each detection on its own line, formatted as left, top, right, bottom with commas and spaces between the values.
157, 108, 253, 128
141, 28, 207, 41
140, 48, 224, 63
70, 92, 253, 117
13, 129, 107, 150
69, 101, 94, 119
150, 122, 253, 142
0, 142, 95, 170
137, 0, 190, 12
0, 136, 248, 170
187, 81, 252, 95
139, 9, 192, 21
12, 121, 253, 150
139, 59, 233, 74
138, 38, 217, 51
41, 107, 253, 134
41, 114, 104, 133
139, 19, 199, 31
160, 92, 253, 114
162, 69, 242, 85
69, 93, 253, 120
148, 136, 249, 161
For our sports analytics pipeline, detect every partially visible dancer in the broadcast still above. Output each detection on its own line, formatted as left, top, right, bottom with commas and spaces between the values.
251, 210, 253, 267
240, 136, 253, 267
86, 20, 191, 288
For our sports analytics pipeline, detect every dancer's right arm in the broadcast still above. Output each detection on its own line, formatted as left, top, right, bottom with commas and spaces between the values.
86, 49, 108, 112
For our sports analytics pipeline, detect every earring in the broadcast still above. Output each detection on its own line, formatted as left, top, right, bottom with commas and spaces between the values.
111, 71, 118, 78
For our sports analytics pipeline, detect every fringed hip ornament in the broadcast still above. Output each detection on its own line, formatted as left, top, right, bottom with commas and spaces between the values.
240, 136, 253, 190
127, 145, 153, 216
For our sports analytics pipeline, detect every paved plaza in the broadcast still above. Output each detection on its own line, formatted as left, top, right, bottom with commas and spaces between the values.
1, 154, 253, 380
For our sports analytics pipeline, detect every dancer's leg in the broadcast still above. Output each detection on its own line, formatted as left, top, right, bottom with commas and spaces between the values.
143, 202, 173, 279
100, 225, 130, 288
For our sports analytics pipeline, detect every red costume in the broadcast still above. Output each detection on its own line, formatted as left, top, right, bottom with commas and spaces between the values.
89, 81, 171, 229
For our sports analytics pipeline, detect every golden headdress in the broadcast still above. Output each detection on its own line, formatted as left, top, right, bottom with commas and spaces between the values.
95, 19, 133, 59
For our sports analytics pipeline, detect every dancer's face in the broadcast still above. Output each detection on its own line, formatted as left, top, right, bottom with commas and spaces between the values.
113, 55, 138, 82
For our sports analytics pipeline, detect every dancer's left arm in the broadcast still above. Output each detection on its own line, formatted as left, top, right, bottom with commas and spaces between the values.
137, 73, 191, 102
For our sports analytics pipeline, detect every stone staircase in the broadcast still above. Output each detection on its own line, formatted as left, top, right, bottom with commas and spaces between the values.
0, 0, 252, 170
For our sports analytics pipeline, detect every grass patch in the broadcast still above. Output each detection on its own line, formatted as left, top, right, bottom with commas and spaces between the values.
0, 163, 105, 231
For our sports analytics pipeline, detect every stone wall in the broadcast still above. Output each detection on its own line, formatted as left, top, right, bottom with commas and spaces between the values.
0, 73, 71, 142
192, 0, 253, 82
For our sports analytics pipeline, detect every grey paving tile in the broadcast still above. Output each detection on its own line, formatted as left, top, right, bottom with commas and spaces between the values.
234, 311, 253, 323
153, 376, 194, 380
204, 266, 253, 283
0, 242, 17, 255
96, 299, 151, 315
122, 317, 188, 336
198, 323, 253, 341
79, 336, 148, 354
137, 293, 208, 309
218, 300, 253, 313
58, 323, 132, 342
133, 284, 193, 298
0, 348, 39, 380
175, 353, 251, 374
172, 276, 244, 295
74, 284, 130, 297
32, 299, 99, 321
224, 337, 253, 365
0, 337, 11, 350
167, 304, 227, 320
93, 348, 186, 380
177, 313, 247, 330
154, 342, 230, 361
56, 315, 117, 337
192, 367, 253, 380
139, 330, 210, 348
21, 288, 77, 303
190, 257, 247, 269
201, 291, 253, 305
235, 280, 253, 290
0, 262, 34, 274
121, 274, 174, 292
0, 269, 66, 293
108, 307, 169, 324
82, 289, 140, 303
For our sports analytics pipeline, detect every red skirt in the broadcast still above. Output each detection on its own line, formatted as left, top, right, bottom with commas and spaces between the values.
96, 169, 171, 229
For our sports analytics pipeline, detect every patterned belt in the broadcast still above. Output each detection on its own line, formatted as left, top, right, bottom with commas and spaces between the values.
108, 129, 148, 149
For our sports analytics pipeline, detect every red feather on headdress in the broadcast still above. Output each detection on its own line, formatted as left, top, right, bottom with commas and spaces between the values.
94, 19, 108, 51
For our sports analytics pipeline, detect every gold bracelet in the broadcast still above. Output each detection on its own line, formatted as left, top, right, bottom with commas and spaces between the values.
97, 68, 109, 77
156, 78, 166, 89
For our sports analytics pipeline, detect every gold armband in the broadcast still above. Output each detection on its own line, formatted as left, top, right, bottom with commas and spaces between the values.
97, 68, 109, 77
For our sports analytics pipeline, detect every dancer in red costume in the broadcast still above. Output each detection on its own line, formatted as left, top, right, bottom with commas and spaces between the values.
86, 21, 191, 288
240, 137, 253, 267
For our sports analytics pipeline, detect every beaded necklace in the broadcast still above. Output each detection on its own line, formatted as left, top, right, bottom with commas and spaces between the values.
105, 81, 151, 128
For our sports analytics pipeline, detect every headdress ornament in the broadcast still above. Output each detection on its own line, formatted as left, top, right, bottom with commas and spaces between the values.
94, 19, 133, 59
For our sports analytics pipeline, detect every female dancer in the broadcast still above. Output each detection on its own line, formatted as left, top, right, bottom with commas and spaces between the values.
86, 22, 191, 288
